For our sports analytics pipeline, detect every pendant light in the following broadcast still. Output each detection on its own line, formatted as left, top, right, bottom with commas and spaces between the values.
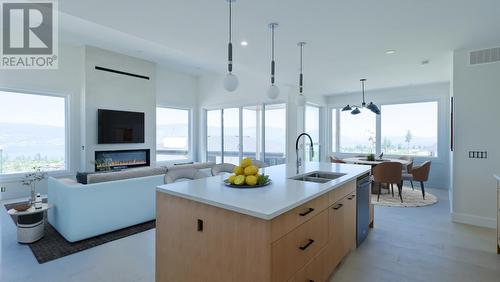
341, 79, 380, 115
296, 42, 307, 107
267, 23, 279, 99
223, 0, 238, 92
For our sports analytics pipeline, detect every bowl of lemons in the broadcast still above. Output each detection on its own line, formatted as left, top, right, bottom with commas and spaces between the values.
224, 158, 271, 188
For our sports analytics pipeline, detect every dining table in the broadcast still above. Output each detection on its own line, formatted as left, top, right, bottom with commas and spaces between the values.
342, 156, 411, 194
342, 157, 411, 167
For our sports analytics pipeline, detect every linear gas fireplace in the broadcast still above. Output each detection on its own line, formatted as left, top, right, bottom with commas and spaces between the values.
94, 149, 150, 171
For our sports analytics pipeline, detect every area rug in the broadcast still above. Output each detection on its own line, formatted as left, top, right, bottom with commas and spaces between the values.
371, 186, 438, 207
5, 201, 155, 264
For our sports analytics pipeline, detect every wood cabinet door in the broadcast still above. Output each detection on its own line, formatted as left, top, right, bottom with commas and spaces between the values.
343, 193, 357, 255
328, 198, 345, 270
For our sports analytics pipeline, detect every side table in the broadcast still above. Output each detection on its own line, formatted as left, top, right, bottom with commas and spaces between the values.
7, 203, 52, 243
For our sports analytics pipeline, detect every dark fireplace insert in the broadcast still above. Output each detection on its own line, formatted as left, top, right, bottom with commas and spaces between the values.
94, 149, 150, 171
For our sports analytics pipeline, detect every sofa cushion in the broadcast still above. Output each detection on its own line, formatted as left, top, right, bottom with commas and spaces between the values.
85, 167, 168, 184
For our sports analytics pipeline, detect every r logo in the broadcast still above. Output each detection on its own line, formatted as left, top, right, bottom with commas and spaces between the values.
2, 2, 53, 55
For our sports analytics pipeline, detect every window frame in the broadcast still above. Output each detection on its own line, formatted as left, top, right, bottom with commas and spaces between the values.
329, 99, 440, 159
304, 103, 322, 162
155, 105, 193, 165
203, 102, 288, 165
379, 100, 439, 158
0, 87, 70, 180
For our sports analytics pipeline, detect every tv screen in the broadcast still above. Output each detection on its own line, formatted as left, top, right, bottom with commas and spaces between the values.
98, 109, 145, 144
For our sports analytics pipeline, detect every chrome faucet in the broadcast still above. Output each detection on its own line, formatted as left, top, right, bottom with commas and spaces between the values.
295, 133, 314, 173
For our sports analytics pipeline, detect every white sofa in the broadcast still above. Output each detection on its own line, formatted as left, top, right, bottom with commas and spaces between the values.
48, 163, 214, 242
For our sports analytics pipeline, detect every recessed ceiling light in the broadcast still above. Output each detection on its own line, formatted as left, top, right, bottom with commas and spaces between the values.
385, 50, 396, 54
240, 41, 248, 46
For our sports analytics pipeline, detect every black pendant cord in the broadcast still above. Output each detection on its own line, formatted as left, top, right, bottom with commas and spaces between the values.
270, 24, 276, 85
361, 79, 366, 107
227, 1, 233, 73
299, 43, 304, 94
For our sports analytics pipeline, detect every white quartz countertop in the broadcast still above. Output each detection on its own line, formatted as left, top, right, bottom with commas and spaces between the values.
156, 162, 371, 220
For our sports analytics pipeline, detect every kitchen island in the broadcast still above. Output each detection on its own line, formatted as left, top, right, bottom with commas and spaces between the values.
156, 162, 371, 282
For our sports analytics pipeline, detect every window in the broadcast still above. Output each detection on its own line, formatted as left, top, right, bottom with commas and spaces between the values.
206, 110, 222, 163
0, 90, 66, 175
330, 108, 337, 152
204, 103, 286, 166
381, 101, 438, 156
223, 108, 240, 165
242, 106, 261, 161
339, 110, 376, 153
305, 105, 320, 161
264, 103, 287, 165
156, 107, 190, 162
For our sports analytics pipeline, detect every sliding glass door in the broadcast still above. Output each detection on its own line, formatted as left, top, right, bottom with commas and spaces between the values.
223, 108, 240, 165
205, 103, 286, 166
264, 103, 287, 165
206, 109, 222, 163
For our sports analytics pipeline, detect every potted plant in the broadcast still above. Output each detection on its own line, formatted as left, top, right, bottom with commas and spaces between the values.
21, 166, 47, 205
367, 132, 376, 161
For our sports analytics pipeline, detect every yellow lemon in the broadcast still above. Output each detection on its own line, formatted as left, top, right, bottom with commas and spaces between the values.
245, 175, 257, 186
234, 175, 246, 185
240, 157, 252, 168
227, 175, 237, 184
233, 166, 244, 175
244, 165, 258, 176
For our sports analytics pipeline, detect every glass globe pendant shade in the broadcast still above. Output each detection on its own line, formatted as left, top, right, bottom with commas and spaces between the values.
223, 72, 239, 92
296, 94, 306, 107
267, 84, 279, 99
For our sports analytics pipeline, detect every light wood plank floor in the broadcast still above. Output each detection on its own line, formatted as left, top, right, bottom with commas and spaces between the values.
330, 188, 500, 282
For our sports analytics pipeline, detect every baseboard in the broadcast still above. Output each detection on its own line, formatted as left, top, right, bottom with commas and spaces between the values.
451, 212, 496, 229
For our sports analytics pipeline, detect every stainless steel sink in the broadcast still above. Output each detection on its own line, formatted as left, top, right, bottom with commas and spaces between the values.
289, 171, 346, 183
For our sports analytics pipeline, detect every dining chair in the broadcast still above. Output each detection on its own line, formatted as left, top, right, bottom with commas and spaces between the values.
211, 163, 236, 176
398, 156, 414, 189
402, 161, 431, 199
372, 162, 403, 203
329, 156, 346, 164
164, 167, 206, 184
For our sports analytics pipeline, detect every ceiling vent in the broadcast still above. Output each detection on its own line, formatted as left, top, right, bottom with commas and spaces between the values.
469, 47, 500, 65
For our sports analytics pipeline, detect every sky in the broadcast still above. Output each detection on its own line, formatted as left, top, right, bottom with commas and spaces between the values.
0, 90, 65, 127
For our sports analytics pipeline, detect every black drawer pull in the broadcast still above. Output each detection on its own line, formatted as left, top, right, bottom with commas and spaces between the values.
197, 219, 203, 232
333, 203, 343, 210
348, 195, 356, 200
299, 207, 314, 216
299, 239, 315, 250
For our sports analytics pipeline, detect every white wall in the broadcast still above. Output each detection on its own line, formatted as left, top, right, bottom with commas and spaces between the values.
451, 46, 500, 228
156, 65, 200, 161
0, 42, 85, 200
83, 46, 156, 171
326, 82, 451, 190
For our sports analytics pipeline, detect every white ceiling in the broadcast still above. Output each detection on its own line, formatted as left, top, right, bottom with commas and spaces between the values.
59, 0, 500, 96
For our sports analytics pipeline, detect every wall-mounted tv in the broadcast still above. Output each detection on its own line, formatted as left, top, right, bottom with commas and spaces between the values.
98, 109, 145, 144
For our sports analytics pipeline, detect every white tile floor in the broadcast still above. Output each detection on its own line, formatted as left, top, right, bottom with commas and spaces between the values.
1, 188, 499, 282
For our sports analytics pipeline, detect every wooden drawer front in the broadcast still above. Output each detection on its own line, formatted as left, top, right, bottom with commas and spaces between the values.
328, 181, 356, 206
271, 210, 329, 282
271, 193, 329, 242
289, 246, 331, 282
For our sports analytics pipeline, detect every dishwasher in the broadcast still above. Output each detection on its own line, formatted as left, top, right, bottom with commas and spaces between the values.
356, 173, 371, 247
